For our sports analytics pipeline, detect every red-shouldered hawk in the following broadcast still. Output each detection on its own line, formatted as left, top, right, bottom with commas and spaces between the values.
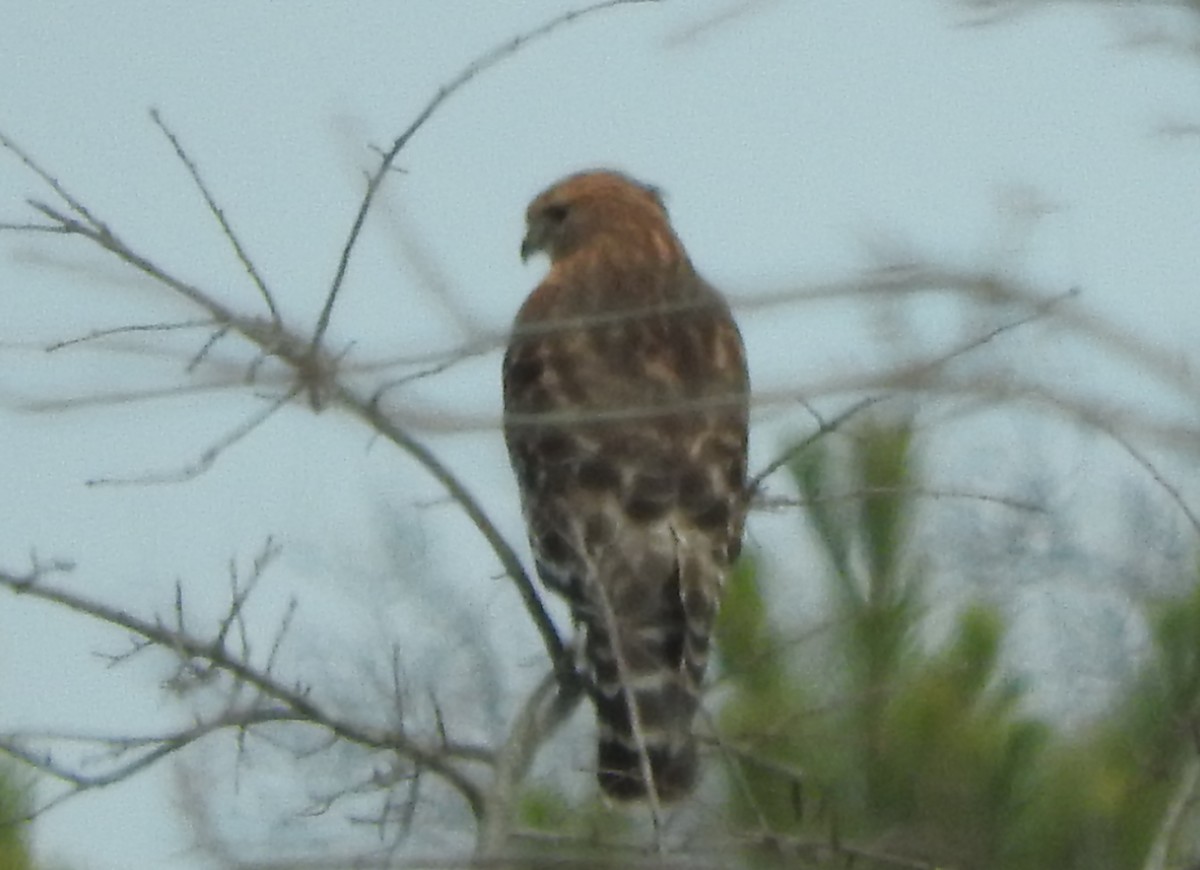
502, 170, 749, 801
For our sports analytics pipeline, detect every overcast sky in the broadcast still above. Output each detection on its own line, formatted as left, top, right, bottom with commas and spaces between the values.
2, 2, 1199, 868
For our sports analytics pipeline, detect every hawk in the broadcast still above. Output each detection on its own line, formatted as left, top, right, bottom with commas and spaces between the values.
502, 170, 749, 801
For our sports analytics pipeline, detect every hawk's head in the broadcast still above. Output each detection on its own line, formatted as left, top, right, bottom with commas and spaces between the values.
521, 170, 671, 264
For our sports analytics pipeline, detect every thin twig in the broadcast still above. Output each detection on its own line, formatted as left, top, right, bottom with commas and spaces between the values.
370, 346, 492, 406
0, 130, 111, 232
700, 735, 810, 793
186, 323, 231, 372
757, 485, 1044, 514
748, 395, 886, 494
22, 198, 250, 337
86, 387, 299, 486
263, 597, 298, 679
214, 537, 282, 653
46, 318, 218, 351
5, 377, 258, 414
0, 220, 71, 233
150, 108, 282, 325
1090, 416, 1200, 539
748, 287, 1075, 494
887, 286, 1077, 388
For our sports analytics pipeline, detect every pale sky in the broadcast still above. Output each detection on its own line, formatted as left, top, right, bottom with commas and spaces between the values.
1, 2, 1199, 868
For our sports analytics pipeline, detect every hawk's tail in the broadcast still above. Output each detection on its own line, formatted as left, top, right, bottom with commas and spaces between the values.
586, 608, 710, 802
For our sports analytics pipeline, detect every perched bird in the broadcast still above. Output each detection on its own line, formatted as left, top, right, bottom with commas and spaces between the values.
502, 170, 749, 801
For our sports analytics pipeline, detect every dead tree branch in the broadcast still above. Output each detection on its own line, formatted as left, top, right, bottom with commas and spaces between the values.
474, 672, 583, 858
0, 559, 486, 819
0, 2, 658, 695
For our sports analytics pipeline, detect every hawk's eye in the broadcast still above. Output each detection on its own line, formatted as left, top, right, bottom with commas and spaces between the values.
543, 203, 569, 224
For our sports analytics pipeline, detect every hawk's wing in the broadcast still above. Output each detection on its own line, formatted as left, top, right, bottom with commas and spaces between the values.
503, 264, 747, 801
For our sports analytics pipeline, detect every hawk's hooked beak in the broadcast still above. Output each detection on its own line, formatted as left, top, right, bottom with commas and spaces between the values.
520, 221, 546, 263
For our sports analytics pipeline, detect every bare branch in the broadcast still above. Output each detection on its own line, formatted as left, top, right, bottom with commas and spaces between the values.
0, 563, 486, 816
799, 262, 1200, 408
262, 597, 298, 682
2, 133, 569, 691
757, 485, 1045, 515
186, 323, 233, 373
0, 219, 71, 233
748, 395, 886, 494
0, 130, 112, 233
20, 195, 234, 318
85, 387, 299, 487
45, 318, 219, 351
475, 672, 585, 858
150, 108, 282, 325
1087, 415, 1200, 539
4, 379, 261, 417
370, 344, 494, 406
734, 282, 1072, 498
308, 0, 662, 353
214, 537, 283, 654
0, 709, 298, 795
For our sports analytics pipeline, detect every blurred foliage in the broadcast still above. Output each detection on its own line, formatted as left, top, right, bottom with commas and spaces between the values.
517, 784, 632, 869
0, 758, 34, 870
715, 418, 1200, 869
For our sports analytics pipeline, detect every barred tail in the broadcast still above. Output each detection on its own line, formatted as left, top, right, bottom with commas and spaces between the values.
586, 594, 712, 802
594, 685, 699, 801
